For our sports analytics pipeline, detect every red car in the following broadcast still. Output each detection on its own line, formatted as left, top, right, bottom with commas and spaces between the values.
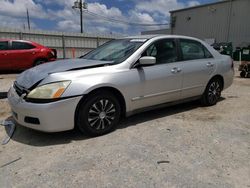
0, 39, 57, 71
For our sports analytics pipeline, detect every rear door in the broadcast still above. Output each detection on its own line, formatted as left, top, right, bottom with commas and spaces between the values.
8, 41, 36, 69
130, 38, 183, 110
179, 39, 216, 98
0, 41, 11, 70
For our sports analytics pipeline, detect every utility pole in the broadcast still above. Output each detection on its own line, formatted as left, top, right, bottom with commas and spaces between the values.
26, 8, 31, 30
80, 0, 83, 33
226, 0, 233, 42
72, 0, 88, 33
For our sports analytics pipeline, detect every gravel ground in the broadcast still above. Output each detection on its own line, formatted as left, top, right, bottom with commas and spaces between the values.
0, 67, 249, 188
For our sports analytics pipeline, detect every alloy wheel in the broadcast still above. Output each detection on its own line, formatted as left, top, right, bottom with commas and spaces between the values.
87, 99, 116, 130
208, 81, 221, 104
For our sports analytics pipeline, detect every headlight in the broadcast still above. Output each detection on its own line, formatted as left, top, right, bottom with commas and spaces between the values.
27, 81, 71, 99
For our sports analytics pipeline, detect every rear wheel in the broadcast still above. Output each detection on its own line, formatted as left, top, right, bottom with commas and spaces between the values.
201, 78, 222, 106
240, 71, 246, 78
77, 91, 121, 136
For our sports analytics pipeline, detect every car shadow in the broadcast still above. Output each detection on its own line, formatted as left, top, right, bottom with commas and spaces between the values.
236, 76, 250, 79
4, 98, 225, 147
118, 98, 225, 129
0, 70, 22, 74
3, 118, 89, 147
0, 92, 7, 99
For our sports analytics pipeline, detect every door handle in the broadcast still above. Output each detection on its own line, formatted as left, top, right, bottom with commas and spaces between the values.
206, 62, 214, 67
171, 68, 177, 73
4, 53, 8, 56
171, 67, 182, 74
177, 68, 182, 72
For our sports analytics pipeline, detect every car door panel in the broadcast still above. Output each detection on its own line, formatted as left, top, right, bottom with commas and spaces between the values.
129, 39, 183, 110
9, 49, 36, 69
0, 50, 10, 69
179, 39, 216, 98
8, 41, 36, 69
130, 63, 182, 110
181, 58, 216, 98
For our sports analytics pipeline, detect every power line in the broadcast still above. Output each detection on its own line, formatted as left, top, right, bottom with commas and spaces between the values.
85, 11, 169, 27
86, 11, 168, 26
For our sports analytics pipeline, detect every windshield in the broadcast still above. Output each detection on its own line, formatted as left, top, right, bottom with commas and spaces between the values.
81, 39, 146, 64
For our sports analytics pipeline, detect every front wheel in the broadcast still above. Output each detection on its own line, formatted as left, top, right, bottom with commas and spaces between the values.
201, 79, 222, 106
77, 91, 121, 136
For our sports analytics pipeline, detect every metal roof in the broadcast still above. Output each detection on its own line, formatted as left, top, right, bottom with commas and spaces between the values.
170, 0, 230, 13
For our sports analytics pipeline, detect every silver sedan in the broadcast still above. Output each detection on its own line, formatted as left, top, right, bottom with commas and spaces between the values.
8, 35, 234, 136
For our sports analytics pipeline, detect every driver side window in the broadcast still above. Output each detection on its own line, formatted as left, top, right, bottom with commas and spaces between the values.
145, 45, 157, 57
142, 39, 178, 64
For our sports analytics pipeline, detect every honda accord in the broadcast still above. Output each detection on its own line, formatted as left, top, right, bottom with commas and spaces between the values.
8, 35, 234, 136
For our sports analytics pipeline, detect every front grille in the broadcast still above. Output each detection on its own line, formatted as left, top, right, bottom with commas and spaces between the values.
13, 81, 29, 97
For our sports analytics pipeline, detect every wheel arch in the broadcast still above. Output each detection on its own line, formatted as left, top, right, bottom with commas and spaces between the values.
74, 86, 126, 128
201, 74, 224, 106
209, 74, 224, 90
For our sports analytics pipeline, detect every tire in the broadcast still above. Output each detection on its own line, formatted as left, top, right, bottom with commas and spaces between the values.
240, 71, 246, 78
34, 59, 46, 67
201, 78, 222, 106
77, 91, 121, 136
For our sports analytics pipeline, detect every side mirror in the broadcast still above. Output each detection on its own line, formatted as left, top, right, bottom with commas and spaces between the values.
139, 56, 156, 66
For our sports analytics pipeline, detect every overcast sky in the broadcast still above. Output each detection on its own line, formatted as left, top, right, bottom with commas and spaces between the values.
0, 0, 217, 35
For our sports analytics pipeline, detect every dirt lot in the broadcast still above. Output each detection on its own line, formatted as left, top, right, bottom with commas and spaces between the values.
0, 67, 249, 188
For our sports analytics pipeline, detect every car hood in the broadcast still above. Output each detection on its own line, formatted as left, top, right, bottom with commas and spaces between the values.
16, 58, 113, 89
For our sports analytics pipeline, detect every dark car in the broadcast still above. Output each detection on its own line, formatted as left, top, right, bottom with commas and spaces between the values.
0, 39, 57, 71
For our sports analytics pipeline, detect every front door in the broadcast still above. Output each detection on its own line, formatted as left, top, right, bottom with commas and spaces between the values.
131, 39, 183, 110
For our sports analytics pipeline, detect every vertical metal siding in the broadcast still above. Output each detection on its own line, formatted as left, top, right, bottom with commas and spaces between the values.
171, 0, 250, 48
172, 2, 230, 41
229, 0, 250, 47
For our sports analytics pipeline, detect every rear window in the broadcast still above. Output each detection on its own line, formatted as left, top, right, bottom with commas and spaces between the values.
0, 41, 8, 50
180, 39, 213, 60
11, 41, 35, 50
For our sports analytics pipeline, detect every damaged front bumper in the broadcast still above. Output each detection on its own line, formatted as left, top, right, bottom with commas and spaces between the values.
7, 86, 82, 132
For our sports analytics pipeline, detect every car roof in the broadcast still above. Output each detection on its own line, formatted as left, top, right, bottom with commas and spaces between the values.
0, 39, 33, 43
0, 39, 46, 47
124, 35, 159, 39
124, 35, 204, 42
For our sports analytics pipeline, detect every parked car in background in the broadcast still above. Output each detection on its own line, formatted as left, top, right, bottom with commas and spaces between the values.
8, 35, 234, 136
0, 39, 57, 71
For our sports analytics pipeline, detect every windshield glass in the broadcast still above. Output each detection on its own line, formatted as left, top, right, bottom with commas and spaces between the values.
81, 39, 146, 64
